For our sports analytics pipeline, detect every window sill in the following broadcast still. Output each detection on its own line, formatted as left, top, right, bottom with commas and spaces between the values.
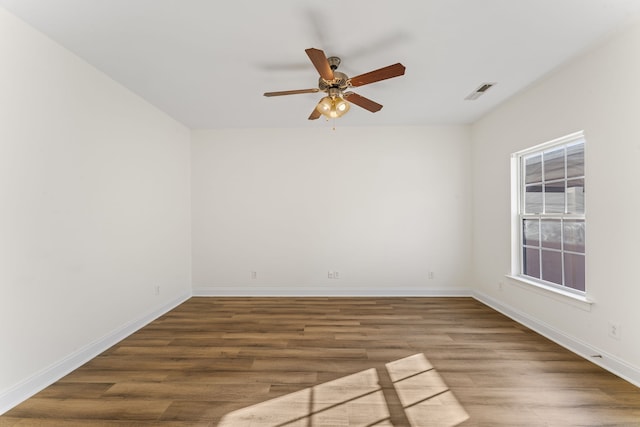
505, 274, 593, 311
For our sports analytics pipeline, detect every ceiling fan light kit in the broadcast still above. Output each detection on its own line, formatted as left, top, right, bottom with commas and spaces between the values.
264, 48, 405, 122
316, 88, 350, 119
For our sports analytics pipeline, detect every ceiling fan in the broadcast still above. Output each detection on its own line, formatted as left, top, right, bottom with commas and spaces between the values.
264, 48, 406, 120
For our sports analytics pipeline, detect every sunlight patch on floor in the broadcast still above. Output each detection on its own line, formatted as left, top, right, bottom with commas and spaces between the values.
218, 354, 468, 426
386, 353, 470, 427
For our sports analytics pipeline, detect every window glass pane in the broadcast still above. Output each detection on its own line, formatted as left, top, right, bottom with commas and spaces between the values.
544, 181, 565, 213
523, 219, 540, 246
525, 185, 543, 213
516, 134, 586, 293
523, 247, 540, 279
541, 249, 563, 285
563, 220, 585, 253
567, 179, 584, 214
566, 142, 584, 178
525, 154, 542, 184
544, 147, 565, 182
541, 219, 562, 249
564, 253, 585, 291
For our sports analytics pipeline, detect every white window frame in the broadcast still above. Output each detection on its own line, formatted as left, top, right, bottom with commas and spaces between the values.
510, 131, 587, 300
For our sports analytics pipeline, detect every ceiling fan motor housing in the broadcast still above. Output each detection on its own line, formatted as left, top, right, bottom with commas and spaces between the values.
318, 71, 349, 92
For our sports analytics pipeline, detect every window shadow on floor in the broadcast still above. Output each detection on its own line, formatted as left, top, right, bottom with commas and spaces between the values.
217, 353, 469, 426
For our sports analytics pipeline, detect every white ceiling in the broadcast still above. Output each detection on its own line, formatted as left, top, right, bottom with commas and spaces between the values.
2, 0, 640, 129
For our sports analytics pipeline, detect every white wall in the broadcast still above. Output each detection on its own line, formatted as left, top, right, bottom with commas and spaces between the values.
4, 1, 638, 414
471, 22, 640, 382
0, 7, 191, 410
192, 126, 471, 296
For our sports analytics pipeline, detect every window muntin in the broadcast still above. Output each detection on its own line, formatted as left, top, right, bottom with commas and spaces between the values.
516, 133, 585, 293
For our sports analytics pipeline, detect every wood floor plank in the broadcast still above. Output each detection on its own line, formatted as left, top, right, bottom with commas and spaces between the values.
5, 398, 172, 421
2, 297, 638, 426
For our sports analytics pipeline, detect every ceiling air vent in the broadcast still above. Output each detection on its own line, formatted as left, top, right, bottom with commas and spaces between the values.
465, 82, 496, 100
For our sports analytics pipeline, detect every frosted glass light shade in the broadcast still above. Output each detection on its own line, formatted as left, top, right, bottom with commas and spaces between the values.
316, 95, 350, 119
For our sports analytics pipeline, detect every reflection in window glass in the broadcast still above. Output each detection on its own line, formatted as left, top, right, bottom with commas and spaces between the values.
564, 253, 586, 291
567, 179, 585, 214
525, 154, 542, 184
544, 181, 565, 213
563, 220, 585, 253
523, 219, 540, 246
523, 247, 540, 279
541, 250, 563, 284
544, 148, 565, 182
566, 143, 584, 178
541, 219, 562, 250
524, 185, 543, 214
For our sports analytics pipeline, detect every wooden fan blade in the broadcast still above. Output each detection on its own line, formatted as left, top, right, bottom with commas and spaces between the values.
308, 108, 321, 120
344, 92, 383, 112
349, 63, 406, 87
305, 48, 334, 81
264, 88, 319, 97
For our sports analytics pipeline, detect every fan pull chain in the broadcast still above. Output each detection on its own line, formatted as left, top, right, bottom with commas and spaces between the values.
324, 116, 337, 131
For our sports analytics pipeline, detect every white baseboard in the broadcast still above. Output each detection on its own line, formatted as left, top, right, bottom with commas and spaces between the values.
0, 291, 191, 415
193, 285, 473, 297
473, 290, 640, 388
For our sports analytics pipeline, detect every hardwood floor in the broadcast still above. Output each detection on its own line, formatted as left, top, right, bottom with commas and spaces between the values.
2, 297, 639, 426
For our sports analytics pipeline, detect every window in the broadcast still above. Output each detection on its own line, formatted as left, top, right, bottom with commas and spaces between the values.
513, 132, 585, 293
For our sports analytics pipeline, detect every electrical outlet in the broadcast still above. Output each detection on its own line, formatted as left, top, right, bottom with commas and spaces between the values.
608, 322, 621, 340
428, 271, 435, 280
334, 271, 340, 279
251, 271, 257, 280
498, 281, 504, 291
328, 271, 334, 279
